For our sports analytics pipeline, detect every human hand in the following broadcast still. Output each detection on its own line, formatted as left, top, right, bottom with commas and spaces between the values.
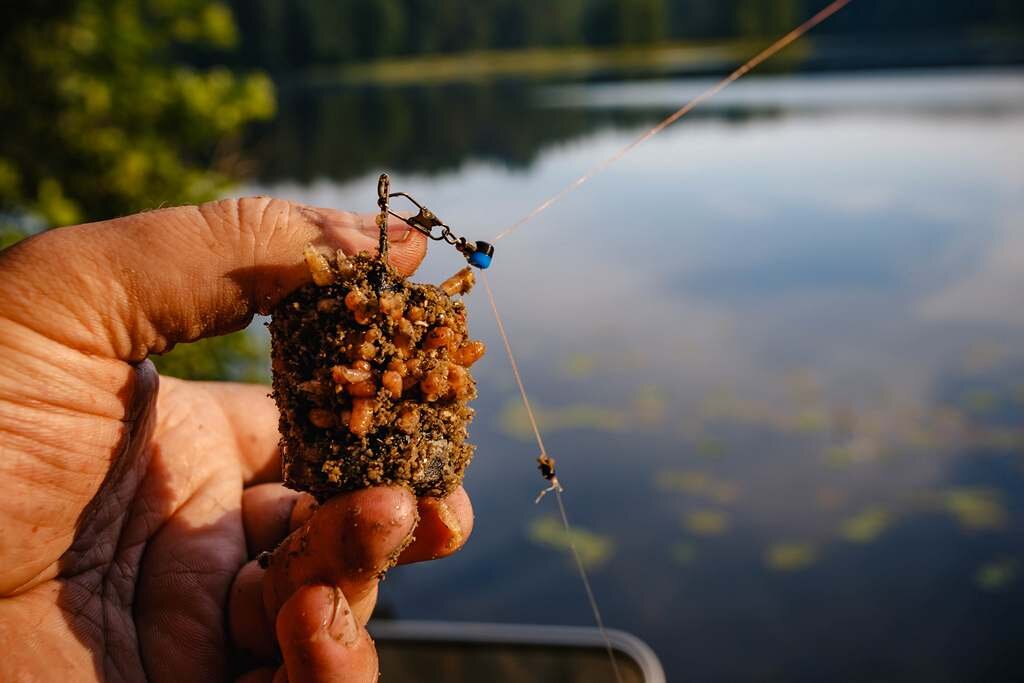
0, 199, 474, 681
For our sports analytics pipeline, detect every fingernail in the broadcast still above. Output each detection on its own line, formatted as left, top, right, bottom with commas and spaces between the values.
435, 499, 462, 549
290, 493, 319, 532
356, 220, 412, 244
327, 586, 360, 646
299, 206, 334, 231
302, 206, 411, 243
389, 226, 413, 243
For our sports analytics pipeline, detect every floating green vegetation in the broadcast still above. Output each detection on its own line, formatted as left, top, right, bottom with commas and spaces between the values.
765, 543, 818, 572
670, 542, 698, 567
961, 389, 1000, 416
656, 470, 739, 504
698, 388, 832, 436
792, 408, 830, 434
825, 445, 858, 468
630, 386, 669, 425
561, 353, 597, 378
696, 437, 726, 459
824, 438, 885, 468
527, 516, 614, 571
682, 509, 729, 537
498, 388, 667, 440
979, 430, 1024, 451
840, 506, 892, 543
699, 389, 742, 420
784, 370, 822, 403
943, 488, 1008, 531
657, 470, 707, 493
975, 559, 1019, 591
500, 400, 627, 440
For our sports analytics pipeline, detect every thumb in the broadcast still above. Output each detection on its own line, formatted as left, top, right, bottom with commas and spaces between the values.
0, 197, 428, 361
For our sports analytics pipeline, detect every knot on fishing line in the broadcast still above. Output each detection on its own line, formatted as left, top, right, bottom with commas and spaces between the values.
535, 453, 563, 504
377, 173, 494, 269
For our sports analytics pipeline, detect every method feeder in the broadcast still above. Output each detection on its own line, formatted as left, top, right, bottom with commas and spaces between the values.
377, 174, 494, 269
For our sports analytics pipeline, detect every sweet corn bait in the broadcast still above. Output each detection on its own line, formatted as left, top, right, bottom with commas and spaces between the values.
270, 247, 485, 499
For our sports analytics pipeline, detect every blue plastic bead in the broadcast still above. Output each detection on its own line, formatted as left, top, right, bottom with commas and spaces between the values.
468, 250, 492, 269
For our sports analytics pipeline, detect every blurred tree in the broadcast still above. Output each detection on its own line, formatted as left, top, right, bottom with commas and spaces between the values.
668, 0, 732, 39
0, 0, 276, 381
350, 0, 408, 59
735, 0, 798, 38
155, 331, 271, 383
618, 0, 668, 44
582, 0, 618, 46
229, 0, 1024, 69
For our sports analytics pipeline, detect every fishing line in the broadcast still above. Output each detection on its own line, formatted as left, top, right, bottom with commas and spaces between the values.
465, 2, 857, 679
492, 0, 853, 242
481, 272, 624, 683
554, 491, 623, 682
417, 3, 856, 679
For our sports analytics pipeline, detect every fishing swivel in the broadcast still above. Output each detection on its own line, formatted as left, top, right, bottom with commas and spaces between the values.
377, 173, 494, 269
534, 453, 563, 504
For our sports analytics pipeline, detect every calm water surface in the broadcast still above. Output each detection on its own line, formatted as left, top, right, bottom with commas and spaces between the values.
249, 69, 1024, 681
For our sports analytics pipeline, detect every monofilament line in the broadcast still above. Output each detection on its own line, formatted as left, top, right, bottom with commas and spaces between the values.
479, 5, 854, 679
553, 490, 623, 683
480, 272, 623, 683
492, 0, 853, 242
480, 272, 547, 458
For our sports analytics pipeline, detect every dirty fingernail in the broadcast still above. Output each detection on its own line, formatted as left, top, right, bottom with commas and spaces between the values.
290, 493, 319, 531
436, 499, 462, 548
327, 586, 360, 646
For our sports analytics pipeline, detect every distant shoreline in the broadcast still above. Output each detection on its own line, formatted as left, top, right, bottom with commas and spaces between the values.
284, 32, 1024, 89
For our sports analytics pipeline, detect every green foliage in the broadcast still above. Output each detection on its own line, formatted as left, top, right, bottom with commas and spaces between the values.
152, 330, 270, 383
0, 0, 276, 381
735, 0, 798, 38
618, 0, 668, 44
0, 0, 274, 228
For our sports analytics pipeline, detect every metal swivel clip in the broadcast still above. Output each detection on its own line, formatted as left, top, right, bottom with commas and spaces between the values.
377, 173, 494, 269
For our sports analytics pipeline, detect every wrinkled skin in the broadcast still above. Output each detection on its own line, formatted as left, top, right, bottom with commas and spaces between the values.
0, 199, 473, 682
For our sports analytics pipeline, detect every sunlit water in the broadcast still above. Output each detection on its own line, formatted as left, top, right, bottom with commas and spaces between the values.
248, 69, 1024, 681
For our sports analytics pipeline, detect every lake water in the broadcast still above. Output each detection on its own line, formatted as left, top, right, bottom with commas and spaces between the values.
248, 68, 1024, 681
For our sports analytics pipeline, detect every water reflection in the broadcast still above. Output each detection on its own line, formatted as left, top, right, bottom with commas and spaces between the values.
249, 83, 668, 184
248, 68, 1024, 681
